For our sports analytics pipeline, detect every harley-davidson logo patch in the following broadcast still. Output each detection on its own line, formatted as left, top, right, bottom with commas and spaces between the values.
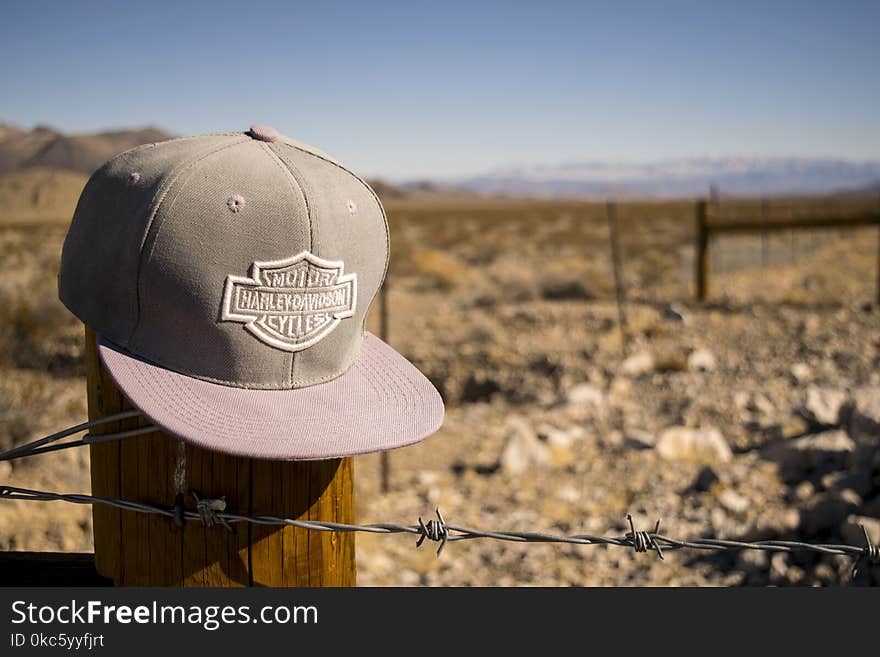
220, 251, 357, 352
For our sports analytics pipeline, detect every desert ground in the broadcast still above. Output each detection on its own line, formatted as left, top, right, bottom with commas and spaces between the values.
1, 185, 879, 585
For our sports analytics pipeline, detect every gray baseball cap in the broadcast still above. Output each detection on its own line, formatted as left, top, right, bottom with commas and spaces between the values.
58, 125, 444, 460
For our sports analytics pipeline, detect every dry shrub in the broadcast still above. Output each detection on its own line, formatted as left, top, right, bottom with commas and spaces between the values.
463, 253, 618, 307
464, 255, 539, 307
652, 338, 689, 372
0, 290, 82, 374
0, 226, 83, 374
409, 248, 469, 290
537, 258, 613, 301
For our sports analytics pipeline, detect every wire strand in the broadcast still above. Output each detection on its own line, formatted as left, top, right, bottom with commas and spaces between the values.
0, 484, 876, 577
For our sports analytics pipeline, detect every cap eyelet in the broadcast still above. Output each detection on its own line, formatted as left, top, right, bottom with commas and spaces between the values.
227, 194, 246, 213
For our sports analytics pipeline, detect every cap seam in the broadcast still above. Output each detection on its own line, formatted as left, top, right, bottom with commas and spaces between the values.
108, 339, 432, 429
106, 346, 444, 459
105, 131, 246, 163
264, 143, 314, 248
61, 133, 249, 330
100, 332, 367, 389
258, 142, 314, 388
274, 141, 391, 348
128, 136, 251, 343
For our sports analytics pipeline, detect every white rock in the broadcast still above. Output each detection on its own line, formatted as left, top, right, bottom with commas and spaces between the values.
655, 426, 733, 464
624, 429, 655, 449
609, 377, 632, 399
771, 429, 855, 475
770, 552, 790, 581
710, 507, 728, 530
749, 393, 776, 417
547, 435, 576, 468
601, 429, 624, 449
536, 423, 584, 449
565, 383, 604, 407
417, 470, 440, 487
793, 480, 815, 502
555, 485, 580, 503
399, 569, 421, 586
803, 386, 847, 426
733, 390, 751, 409
687, 349, 716, 373
737, 549, 769, 570
536, 424, 576, 469
790, 362, 813, 384
362, 552, 394, 574
850, 386, 880, 439
795, 430, 856, 454
621, 351, 655, 377
545, 429, 574, 450
499, 418, 549, 475
718, 489, 749, 515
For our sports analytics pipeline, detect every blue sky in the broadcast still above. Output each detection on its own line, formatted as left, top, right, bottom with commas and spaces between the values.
2, 1, 878, 180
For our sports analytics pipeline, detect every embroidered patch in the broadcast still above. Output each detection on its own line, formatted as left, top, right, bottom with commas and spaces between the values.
220, 252, 357, 352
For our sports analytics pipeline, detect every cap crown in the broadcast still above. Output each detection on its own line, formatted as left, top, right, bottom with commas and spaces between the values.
59, 130, 389, 389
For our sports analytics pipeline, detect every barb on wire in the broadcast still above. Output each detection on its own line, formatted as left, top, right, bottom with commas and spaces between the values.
853, 524, 879, 579
192, 491, 233, 533
192, 491, 235, 534
417, 508, 449, 555
0, 484, 877, 579
626, 514, 664, 560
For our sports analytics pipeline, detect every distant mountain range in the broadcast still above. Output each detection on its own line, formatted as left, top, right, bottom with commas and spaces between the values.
2, 123, 878, 200
450, 158, 880, 198
0, 123, 471, 207
0, 123, 172, 176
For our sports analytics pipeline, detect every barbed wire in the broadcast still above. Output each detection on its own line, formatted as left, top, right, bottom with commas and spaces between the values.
0, 484, 877, 578
2, 415, 878, 580
0, 411, 154, 463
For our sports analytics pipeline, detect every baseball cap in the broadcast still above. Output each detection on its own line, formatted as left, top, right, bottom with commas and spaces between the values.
58, 125, 444, 460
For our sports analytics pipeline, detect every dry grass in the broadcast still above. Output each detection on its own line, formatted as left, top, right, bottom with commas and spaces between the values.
0, 168, 87, 226
0, 194, 877, 573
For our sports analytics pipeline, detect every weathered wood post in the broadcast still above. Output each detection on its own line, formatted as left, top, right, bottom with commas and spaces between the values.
85, 327, 356, 587
695, 199, 709, 302
760, 198, 769, 267
379, 276, 391, 494
605, 201, 629, 356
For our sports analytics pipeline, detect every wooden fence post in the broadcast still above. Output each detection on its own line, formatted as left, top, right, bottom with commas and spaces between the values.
379, 276, 391, 495
709, 185, 720, 213
760, 198, 769, 267
605, 201, 629, 356
695, 199, 709, 302
84, 327, 356, 587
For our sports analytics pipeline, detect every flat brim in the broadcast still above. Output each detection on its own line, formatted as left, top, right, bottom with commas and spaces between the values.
97, 332, 444, 460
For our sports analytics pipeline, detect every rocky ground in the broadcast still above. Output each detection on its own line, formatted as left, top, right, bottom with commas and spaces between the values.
356, 292, 879, 586
0, 202, 878, 586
